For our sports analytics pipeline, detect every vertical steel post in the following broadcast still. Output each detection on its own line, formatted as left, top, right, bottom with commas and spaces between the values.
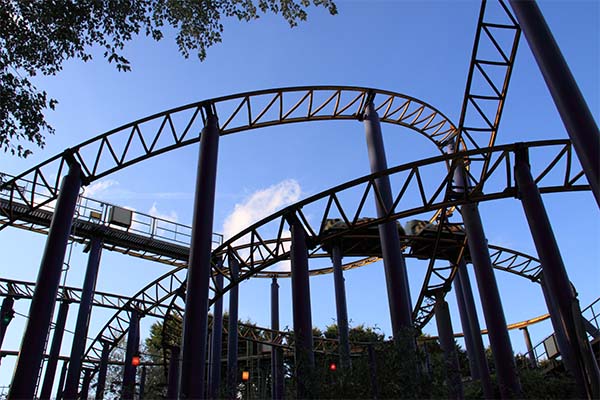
434, 292, 464, 400
9, 160, 82, 399
453, 272, 478, 378
271, 276, 283, 400
454, 260, 493, 398
180, 107, 220, 399
0, 296, 15, 349
95, 340, 111, 400
461, 201, 522, 398
227, 256, 240, 399
139, 365, 147, 400
122, 309, 140, 400
287, 213, 315, 398
80, 369, 92, 400
515, 146, 600, 398
39, 300, 70, 399
55, 360, 69, 400
363, 101, 413, 337
367, 344, 379, 400
520, 327, 537, 369
63, 237, 103, 399
331, 243, 351, 370
209, 272, 224, 399
509, 0, 600, 208
167, 346, 181, 399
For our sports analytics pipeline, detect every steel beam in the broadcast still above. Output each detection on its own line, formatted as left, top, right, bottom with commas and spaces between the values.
122, 309, 140, 399
331, 244, 351, 370
167, 346, 181, 399
453, 260, 493, 398
39, 300, 70, 399
80, 369, 92, 400
515, 146, 600, 398
140, 365, 147, 399
180, 108, 220, 399
55, 359, 69, 400
520, 326, 536, 369
95, 340, 111, 400
271, 277, 283, 400
8, 161, 82, 399
509, 0, 600, 208
63, 237, 103, 399
434, 293, 464, 400
367, 344, 379, 400
363, 101, 413, 337
288, 213, 315, 398
209, 271, 224, 399
227, 256, 240, 399
0, 296, 14, 350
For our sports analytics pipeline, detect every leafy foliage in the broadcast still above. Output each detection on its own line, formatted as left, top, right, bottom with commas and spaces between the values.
0, 0, 337, 157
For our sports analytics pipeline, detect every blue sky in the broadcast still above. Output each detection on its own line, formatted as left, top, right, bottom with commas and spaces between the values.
1, 0, 599, 392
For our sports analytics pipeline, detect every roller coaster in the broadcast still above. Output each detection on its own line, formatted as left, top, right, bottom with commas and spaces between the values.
0, 1, 598, 399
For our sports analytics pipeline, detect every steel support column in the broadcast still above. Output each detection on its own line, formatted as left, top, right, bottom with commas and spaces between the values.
509, 0, 600, 207
122, 309, 140, 399
227, 256, 240, 399
363, 101, 413, 338
287, 213, 315, 398
453, 260, 493, 398
209, 271, 224, 399
39, 300, 70, 399
0, 296, 14, 350
9, 161, 82, 399
520, 327, 536, 369
56, 360, 69, 400
331, 243, 351, 370
167, 346, 181, 399
180, 108, 220, 399
140, 365, 147, 399
515, 146, 600, 398
271, 276, 283, 400
367, 344, 379, 400
95, 340, 111, 400
434, 293, 464, 399
63, 237, 103, 399
461, 201, 521, 398
80, 369, 92, 400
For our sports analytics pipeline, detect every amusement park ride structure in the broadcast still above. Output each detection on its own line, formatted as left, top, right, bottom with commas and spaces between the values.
0, 0, 598, 399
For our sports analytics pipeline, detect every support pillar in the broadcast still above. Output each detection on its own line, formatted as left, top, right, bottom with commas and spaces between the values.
9, 160, 82, 399
515, 146, 600, 398
331, 244, 351, 370
0, 296, 15, 350
63, 237, 103, 399
227, 256, 240, 399
454, 260, 493, 398
287, 213, 315, 398
56, 360, 69, 400
520, 327, 536, 369
509, 0, 600, 207
139, 365, 146, 400
122, 309, 140, 399
363, 101, 413, 338
95, 340, 111, 400
166, 346, 181, 399
271, 276, 283, 400
209, 271, 224, 399
80, 369, 92, 400
180, 107, 220, 399
434, 292, 464, 400
367, 344, 379, 400
40, 300, 70, 399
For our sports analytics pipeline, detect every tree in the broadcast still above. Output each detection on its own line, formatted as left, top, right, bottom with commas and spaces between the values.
0, 0, 337, 157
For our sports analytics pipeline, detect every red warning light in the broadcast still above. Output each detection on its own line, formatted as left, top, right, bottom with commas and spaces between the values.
131, 355, 141, 366
329, 362, 337, 371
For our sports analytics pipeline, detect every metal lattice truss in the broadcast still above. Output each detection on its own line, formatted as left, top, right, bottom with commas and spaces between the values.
81, 139, 588, 370
0, 86, 462, 234
454, 0, 520, 181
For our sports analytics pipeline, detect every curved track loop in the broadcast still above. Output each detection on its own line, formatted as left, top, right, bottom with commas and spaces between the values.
0, 86, 460, 233
81, 138, 589, 370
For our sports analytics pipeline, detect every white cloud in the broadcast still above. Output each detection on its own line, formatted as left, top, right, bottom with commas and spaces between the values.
222, 179, 301, 240
83, 179, 119, 198
148, 202, 178, 223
